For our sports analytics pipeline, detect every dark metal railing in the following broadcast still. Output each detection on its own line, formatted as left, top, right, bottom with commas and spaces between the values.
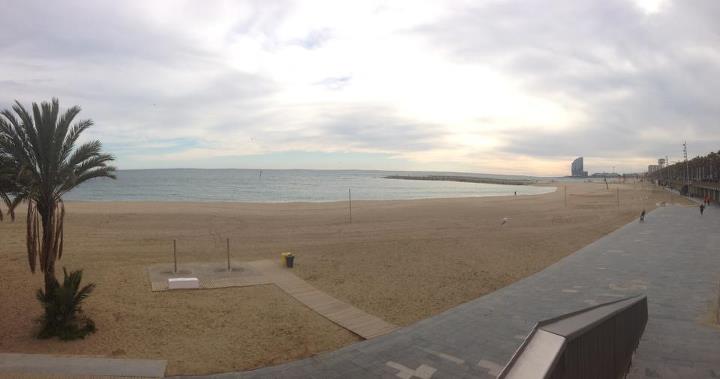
498, 295, 648, 379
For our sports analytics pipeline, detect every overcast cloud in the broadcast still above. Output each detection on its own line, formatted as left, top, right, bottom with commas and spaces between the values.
0, 0, 718, 175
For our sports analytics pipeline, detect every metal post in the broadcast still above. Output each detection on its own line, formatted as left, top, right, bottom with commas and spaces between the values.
684, 141, 689, 188
173, 239, 177, 273
226, 238, 230, 272
348, 188, 352, 224
617, 188, 620, 207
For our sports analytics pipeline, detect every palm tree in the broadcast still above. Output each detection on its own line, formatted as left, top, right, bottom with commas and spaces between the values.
36, 268, 97, 340
0, 98, 115, 294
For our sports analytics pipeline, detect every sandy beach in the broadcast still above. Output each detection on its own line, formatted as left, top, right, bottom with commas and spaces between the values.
0, 181, 688, 375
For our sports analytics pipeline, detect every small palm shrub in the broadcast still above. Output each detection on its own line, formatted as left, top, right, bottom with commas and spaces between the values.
36, 268, 97, 340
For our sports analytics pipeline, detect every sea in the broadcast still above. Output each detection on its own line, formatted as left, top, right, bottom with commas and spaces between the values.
64, 169, 557, 202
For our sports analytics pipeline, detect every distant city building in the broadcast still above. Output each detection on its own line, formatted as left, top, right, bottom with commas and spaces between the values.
648, 165, 660, 174
658, 158, 665, 167
571, 157, 588, 177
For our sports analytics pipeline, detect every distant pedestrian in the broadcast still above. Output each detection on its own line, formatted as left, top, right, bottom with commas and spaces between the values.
639, 209, 646, 223
700, 203, 705, 215
514, 191, 517, 196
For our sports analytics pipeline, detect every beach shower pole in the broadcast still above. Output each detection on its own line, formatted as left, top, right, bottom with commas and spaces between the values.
226, 238, 230, 272
173, 239, 177, 273
349, 188, 352, 224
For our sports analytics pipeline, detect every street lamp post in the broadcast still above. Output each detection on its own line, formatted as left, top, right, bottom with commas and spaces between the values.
683, 141, 690, 195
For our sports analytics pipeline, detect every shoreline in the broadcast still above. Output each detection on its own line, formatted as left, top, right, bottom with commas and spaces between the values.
384, 174, 537, 186
62, 183, 558, 205
61, 189, 557, 205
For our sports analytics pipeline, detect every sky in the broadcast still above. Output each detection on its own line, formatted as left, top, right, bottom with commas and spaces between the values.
0, 0, 718, 176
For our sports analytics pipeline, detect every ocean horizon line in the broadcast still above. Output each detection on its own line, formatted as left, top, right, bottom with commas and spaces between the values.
112, 167, 551, 179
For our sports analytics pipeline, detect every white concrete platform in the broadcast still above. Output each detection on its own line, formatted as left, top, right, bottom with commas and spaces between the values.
167, 277, 199, 289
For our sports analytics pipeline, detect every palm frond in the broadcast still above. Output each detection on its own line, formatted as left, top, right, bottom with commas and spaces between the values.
66, 141, 102, 167
6, 193, 26, 221
74, 283, 95, 313
58, 119, 91, 163
53, 106, 81, 161
14, 101, 42, 167
73, 166, 117, 187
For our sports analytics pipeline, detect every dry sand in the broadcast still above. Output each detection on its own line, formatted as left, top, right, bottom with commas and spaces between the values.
0, 181, 688, 375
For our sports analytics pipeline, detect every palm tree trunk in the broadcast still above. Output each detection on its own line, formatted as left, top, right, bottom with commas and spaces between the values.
44, 262, 56, 294
40, 205, 57, 294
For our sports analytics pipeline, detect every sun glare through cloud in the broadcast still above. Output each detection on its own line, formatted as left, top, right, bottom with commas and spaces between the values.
629, 0, 669, 14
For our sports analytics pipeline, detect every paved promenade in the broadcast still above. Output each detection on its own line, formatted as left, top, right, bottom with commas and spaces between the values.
182, 205, 720, 379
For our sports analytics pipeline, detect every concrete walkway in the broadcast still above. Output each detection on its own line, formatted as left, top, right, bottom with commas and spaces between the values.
179, 205, 720, 379
0, 353, 166, 378
147, 261, 272, 292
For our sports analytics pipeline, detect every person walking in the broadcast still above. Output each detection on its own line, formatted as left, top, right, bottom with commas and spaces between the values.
640, 209, 646, 223
700, 203, 705, 215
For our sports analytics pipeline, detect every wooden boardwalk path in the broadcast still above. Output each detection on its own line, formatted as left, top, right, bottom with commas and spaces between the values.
249, 260, 399, 339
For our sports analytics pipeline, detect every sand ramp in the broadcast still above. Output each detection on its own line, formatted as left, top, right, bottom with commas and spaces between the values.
146, 259, 398, 339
